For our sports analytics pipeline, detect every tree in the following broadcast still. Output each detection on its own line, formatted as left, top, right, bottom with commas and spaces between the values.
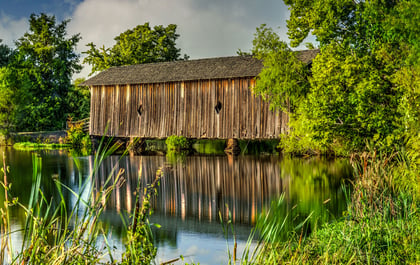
252, 0, 419, 154
67, 78, 90, 121
14, 13, 81, 131
249, 25, 310, 112
0, 41, 15, 138
0, 67, 16, 136
83, 22, 187, 75
0, 40, 13, 67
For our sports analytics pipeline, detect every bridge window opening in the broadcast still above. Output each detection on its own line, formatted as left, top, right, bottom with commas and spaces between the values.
137, 104, 143, 116
215, 101, 222, 114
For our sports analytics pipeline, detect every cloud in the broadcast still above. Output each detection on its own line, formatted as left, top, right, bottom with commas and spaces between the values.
0, 12, 28, 47
68, 0, 290, 79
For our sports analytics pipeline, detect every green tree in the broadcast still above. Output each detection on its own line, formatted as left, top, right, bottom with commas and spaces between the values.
0, 67, 16, 137
66, 78, 90, 121
0, 57, 32, 138
252, 0, 419, 153
83, 22, 187, 75
250, 24, 311, 112
14, 13, 81, 131
0, 40, 13, 67
0, 41, 15, 137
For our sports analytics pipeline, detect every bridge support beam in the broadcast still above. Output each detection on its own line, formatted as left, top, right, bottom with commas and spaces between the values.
224, 138, 241, 156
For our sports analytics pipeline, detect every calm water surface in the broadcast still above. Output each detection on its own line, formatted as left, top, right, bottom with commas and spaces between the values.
0, 147, 351, 264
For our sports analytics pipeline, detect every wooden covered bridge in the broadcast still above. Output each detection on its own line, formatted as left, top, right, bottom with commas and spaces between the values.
82, 51, 318, 142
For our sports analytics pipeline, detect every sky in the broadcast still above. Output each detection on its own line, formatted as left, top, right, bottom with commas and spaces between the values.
0, 0, 306, 79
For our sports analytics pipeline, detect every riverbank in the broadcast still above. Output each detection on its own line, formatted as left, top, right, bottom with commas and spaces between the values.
0, 131, 67, 146
243, 151, 420, 264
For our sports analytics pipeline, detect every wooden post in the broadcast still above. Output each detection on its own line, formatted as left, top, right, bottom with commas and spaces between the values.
224, 138, 240, 156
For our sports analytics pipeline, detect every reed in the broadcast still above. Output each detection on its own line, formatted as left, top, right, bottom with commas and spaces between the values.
0, 138, 162, 264
242, 150, 419, 264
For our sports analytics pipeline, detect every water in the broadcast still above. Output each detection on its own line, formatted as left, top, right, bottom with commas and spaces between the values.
0, 147, 352, 264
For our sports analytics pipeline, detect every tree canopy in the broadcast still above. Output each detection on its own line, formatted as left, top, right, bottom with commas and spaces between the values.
83, 22, 188, 75
0, 40, 13, 67
0, 13, 82, 133
252, 0, 420, 154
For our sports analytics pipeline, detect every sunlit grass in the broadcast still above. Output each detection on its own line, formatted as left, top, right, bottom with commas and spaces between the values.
242, 150, 420, 264
13, 142, 71, 151
1, 138, 161, 264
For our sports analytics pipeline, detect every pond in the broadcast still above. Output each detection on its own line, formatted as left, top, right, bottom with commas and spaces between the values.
0, 147, 352, 264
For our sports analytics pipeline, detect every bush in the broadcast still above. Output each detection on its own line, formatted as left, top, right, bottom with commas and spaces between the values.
66, 120, 91, 152
165, 135, 189, 151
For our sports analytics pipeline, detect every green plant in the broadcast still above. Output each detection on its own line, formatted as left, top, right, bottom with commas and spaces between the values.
0, 138, 163, 264
165, 135, 189, 152
219, 207, 238, 265
120, 167, 163, 264
241, 150, 420, 265
66, 119, 91, 152
13, 142, 70, 151
84, 22, 187, 75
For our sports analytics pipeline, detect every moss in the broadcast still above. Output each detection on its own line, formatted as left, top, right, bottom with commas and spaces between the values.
192, 139, 226, 155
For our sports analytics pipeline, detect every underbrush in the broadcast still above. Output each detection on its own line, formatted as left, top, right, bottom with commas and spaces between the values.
244, 150, 420, 264
0, 140, 161, 264
65, 119, 91, 153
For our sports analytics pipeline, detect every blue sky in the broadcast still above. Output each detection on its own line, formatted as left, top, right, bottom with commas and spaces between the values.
0, 0, 82, 20
0, 0, 311, 79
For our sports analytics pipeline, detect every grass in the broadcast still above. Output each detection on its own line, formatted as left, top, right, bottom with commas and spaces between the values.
0, 139, 161, 264
241, 150, 420, 264
13, 142, 71, 151
3, 138, 419, 264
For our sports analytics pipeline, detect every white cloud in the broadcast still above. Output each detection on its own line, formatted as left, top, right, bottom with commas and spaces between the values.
0, 12, 27, 47
68, 0, 290, 79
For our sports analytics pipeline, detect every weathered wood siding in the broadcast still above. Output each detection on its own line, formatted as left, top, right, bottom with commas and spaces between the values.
90, 77, 288, 139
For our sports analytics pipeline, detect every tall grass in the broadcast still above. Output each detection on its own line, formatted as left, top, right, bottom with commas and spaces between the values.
242, 150, 419, 264
0, 139, 161, 264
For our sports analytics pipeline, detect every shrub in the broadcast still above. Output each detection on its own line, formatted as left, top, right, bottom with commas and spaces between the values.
165, 135, 189, 151
66, 120, 91, 151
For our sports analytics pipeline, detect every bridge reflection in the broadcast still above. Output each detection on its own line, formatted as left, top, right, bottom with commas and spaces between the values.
92, 154, 348, 232
93, 155, 290, 225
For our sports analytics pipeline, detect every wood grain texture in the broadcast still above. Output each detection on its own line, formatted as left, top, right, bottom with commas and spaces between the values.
89, 77, 287, 139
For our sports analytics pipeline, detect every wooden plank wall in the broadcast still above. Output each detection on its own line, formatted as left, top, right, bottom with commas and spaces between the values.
89, 77, 288, 139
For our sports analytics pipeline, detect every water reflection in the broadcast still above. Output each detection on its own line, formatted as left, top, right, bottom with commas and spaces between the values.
0, 148, 351, 264
95, 155, 350, 239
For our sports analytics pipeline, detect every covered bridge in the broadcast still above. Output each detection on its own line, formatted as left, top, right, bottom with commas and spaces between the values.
82, 51, 317, 140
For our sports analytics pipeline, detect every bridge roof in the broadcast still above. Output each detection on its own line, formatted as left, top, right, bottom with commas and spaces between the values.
82, 49, 319, 86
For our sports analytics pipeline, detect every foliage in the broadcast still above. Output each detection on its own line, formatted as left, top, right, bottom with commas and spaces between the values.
13, 142, 69, 151
243, 151, 420, 264
0, 68, 17, 137
65, 119, 91, 153
120, 167, 162, 264
0, 142, 124, 264
0, 40, 12, 67
165, 135, 189, 151
66, 78, 91, 121
251, 1, 420, 154
12, 13, 82, 131
250, 24, 311, 112
0, 13, 82, 133
0, 43, 14, 137
1, 140, 164, 264
83, 22, 188, 75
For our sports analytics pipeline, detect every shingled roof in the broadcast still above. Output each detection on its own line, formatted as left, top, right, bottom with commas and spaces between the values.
82, 49, 319, 86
